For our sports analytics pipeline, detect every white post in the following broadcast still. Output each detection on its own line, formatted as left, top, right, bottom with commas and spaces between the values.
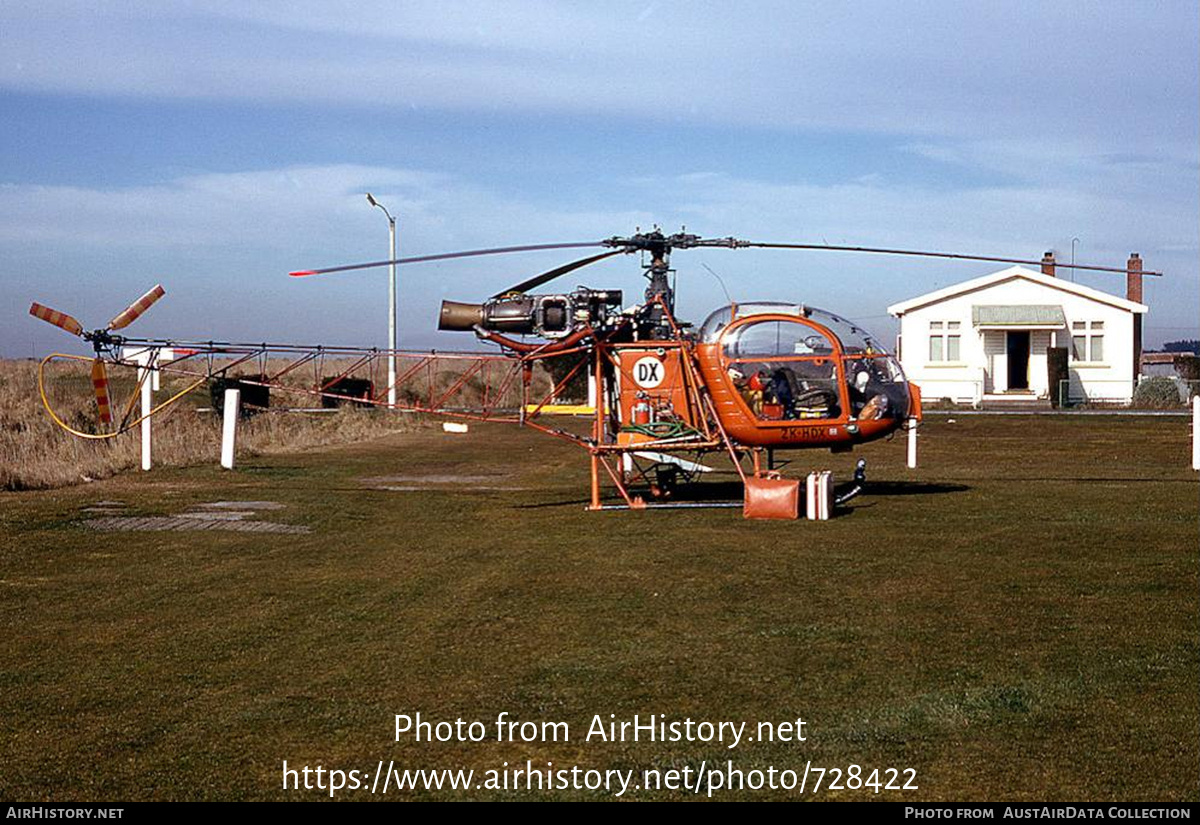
587, 373, 597, 409
388, 215, 397, 409
221, 388, 241, 470
139, 353, 153, 471
907, 417, 918, 469
1192, 396, 1199, 471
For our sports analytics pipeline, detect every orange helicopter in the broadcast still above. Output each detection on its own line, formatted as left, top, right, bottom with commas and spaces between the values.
420, 231, 917, 513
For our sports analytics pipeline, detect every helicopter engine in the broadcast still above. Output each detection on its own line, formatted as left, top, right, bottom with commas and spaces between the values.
438, 288, 623, 340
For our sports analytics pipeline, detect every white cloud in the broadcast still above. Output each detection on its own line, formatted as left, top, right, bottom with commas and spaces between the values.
1, 2, 1195, 150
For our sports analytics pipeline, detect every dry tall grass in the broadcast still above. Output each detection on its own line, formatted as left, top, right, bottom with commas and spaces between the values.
0, 359, 428, 491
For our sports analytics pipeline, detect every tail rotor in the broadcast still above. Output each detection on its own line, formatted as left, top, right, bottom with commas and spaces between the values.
29, 285, 166, 432
28, 284, 165, 346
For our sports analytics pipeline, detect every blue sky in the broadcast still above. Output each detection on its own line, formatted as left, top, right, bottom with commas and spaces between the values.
2, 1, 1197, 357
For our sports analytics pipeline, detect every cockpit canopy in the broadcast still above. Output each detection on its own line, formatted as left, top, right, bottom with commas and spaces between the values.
698, 303, 889, 355
701, 302, 908, 423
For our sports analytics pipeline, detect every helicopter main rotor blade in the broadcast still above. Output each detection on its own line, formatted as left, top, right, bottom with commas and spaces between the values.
741, 242, 1163, 277
289, 242, 609, 277
29, 303, 84, 336
491, 249, 627, 298
108, 284, 165, 331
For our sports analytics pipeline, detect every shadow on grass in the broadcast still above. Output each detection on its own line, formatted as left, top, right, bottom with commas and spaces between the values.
517, 479, 971, 510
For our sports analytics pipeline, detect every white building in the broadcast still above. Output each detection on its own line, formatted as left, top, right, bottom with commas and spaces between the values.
887, 256, 1148, 405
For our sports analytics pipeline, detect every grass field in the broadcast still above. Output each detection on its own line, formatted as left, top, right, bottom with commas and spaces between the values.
1, 414, 1196, 801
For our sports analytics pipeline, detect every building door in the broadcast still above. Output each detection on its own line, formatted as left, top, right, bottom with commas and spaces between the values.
984, 330, 1005, 393
1006, 331, 1030, 391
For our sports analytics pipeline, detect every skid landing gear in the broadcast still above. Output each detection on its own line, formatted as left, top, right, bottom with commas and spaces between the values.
834, 459, 868, 507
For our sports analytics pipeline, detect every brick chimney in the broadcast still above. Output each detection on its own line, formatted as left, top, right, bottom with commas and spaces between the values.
1128, 253, 1143, 379
1126, 252, 1143, 304
1040, 251, 1056, 278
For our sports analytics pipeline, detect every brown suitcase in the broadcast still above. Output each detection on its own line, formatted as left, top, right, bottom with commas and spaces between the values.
743, 476, 800, 519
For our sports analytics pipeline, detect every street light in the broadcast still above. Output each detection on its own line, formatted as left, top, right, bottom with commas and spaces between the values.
366, 193, 397, 408
1071, 237, 1079, 284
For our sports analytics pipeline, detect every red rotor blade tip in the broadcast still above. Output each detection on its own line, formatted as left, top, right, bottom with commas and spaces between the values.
289, 270, 316, 277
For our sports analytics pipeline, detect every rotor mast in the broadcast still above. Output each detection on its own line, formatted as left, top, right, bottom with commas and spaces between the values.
642, 231, 673, 338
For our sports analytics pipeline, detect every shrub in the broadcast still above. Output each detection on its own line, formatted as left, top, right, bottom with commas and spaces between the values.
1132, 376, 1184, 409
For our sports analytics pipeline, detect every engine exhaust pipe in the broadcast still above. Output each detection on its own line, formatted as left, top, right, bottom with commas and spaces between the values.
438, 297, 541, 334
438, 300, 484, 331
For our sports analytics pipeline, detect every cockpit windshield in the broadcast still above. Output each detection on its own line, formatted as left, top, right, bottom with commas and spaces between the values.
709, 303, 909, 423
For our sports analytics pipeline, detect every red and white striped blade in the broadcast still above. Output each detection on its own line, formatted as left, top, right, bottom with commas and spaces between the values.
29, 303, 84, 336
91, 358, 113, 426
108, 284, 165, 331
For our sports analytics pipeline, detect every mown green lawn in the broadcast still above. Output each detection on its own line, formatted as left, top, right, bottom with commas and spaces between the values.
1, 414, 1196, 801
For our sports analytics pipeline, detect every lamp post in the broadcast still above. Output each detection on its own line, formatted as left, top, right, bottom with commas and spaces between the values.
366, 193, 397, 408
1071, 237, 1079, 284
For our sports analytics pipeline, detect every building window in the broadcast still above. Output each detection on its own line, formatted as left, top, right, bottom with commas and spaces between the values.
929, 321, 961, 361
1071, 321, 1104, 362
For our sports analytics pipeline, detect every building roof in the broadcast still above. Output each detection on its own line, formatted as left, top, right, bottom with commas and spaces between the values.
1142, 352, 1200, 364
887, 266, 1148, 316
972, 304, 1067, 328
